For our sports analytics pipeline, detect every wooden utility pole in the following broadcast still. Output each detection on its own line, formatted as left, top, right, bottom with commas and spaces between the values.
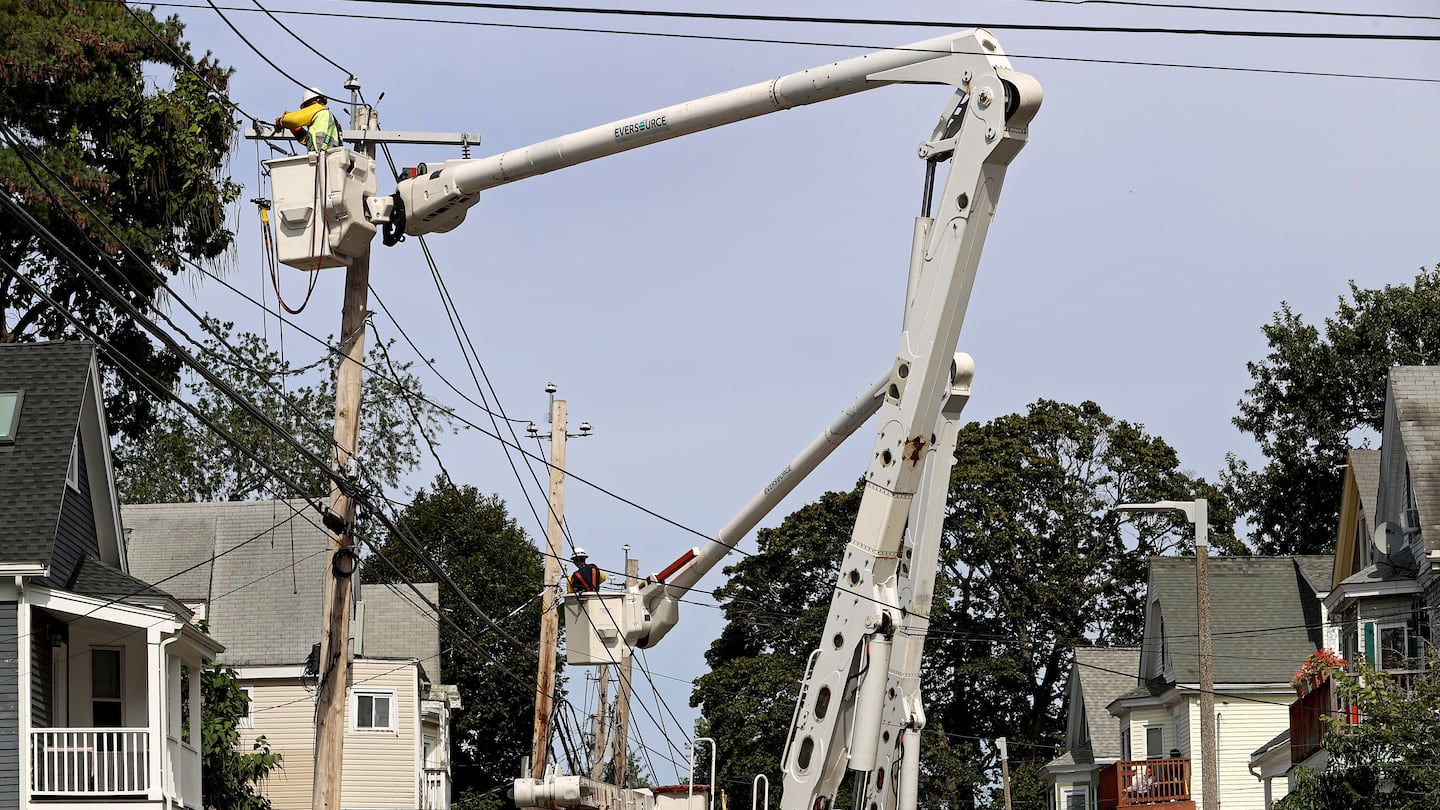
313, 76, 374, 810
531, 391, 567, 778
612, 557, 637, 786
1194, 501, 1217, 810
589, 665, 611, 780
997, 737, 1012, 810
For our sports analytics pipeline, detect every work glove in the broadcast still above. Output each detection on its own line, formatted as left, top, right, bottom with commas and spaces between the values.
272, 117, 284, 134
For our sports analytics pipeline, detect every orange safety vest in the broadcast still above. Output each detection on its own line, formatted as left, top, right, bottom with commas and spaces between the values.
568, 563, 606, 593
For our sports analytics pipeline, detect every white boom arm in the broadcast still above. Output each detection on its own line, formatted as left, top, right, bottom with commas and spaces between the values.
386, 30, 1027, 238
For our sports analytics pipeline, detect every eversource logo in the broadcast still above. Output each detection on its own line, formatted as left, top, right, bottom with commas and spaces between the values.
614, 115, 669, 139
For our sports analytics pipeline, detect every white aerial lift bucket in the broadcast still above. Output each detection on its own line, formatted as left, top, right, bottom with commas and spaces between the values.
265, 149, 377, 270
563, 590, 645, 666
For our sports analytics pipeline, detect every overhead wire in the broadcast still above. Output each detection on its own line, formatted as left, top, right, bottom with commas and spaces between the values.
288, 0, 1440, 42
133, 1, 1440, 84
1017, 0, 1440, 23
0, 163, 546, 691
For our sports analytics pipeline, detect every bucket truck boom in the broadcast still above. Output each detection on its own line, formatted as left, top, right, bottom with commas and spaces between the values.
265, 26, 1040, 810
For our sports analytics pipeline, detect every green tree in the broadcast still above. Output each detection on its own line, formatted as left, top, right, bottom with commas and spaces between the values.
198, 664, 282, 810
692, 400, 1231, 810
1227, 267, 1440, 555
362, 478, 544, 810
114, 319, 450, 504
0, 0, 240, 438
1276, 653, 1440, 810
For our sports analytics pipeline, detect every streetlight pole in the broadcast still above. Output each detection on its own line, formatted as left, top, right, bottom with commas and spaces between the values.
1115, 498, 1215, 810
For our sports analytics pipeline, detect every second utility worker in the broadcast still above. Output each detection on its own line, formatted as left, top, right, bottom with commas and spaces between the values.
275, 86, 341, 152
567, 548, 606, 593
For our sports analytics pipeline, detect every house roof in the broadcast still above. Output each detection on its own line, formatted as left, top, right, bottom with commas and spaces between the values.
1148, 555, 1331, 685
67, 553, 177, 612
0, 341, 95, 566
1350, 449, 1381, 526
1388, 367, 1440, 554
124, 499, 441, 670
1252, 729, 1290, 758
1073, 646, 1139, 759
1293, 556, 1334, 595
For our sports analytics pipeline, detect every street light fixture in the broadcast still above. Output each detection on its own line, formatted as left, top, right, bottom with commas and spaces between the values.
1114, 498, 1215, 810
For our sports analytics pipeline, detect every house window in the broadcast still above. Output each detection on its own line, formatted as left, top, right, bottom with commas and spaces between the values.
239, 686, 255, 729
352, 690, 395, 733
66, 436, 79, 490
1402, 466, 1422, 538
92, 648, 123, 727
1061, 786, 1088, 810
1121, 729, 1131, 760
0, 391, 21, 444
1146, 726, 1165, 759
1379, 623, 1412, 670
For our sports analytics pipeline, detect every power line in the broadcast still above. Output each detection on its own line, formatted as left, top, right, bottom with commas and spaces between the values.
1018, 0, 1440, 23
138, 2, 1440, 84
310, 0, 1440, 42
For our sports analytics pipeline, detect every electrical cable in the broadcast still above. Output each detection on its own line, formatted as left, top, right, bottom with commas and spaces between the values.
315, 0, 1440, 42
1018, 0, 1440, 23
132, 2, 1440, 84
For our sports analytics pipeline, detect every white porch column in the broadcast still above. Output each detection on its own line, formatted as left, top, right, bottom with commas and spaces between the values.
16, 585, 32, 807
188, 654, 201, 752
147, 625, 164, 801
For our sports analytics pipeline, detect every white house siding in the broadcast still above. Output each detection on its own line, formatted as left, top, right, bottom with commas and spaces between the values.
340, 660, 421, 810
240, 678, 317, 810
1212, 691, 1292, 810
1172, 700, 1191, 758
1120, 706, 1173, 758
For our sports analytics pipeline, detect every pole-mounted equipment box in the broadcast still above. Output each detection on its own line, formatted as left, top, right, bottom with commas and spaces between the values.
265, 149, 377, 270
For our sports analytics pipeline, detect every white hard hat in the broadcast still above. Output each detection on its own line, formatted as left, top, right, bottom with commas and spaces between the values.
571, 547, 588, 559
301, 86, 325, 107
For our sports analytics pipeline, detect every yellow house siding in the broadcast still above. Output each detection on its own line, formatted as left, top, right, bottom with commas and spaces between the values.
341, 660, 421, 810
240, 679, 317, 810
237, 661, 424, 810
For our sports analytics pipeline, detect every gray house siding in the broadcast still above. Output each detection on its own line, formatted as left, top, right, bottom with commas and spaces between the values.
0, 601, 20, 810
43, 439, 99, 591
29, 611, 52, 729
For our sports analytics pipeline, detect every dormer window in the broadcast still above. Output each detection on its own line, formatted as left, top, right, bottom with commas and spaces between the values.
1402, 465, 1422, 538
0, 391, 21, 444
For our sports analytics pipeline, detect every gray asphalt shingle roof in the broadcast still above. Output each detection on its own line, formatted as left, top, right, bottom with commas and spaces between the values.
1350, 448, 1381, 527
0, 341, 95, 566
124, 500, 440, 670
1388, 367, 1440, 554
1150, 555, 1331, 685
1074, 646, 1139, 759
68, 553, 175, 611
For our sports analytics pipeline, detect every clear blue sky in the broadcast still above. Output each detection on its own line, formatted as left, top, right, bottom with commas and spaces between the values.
160, 0, 1439, 783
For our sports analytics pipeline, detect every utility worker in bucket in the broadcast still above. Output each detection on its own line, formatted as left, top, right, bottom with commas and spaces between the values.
274, 86, 342, 152
567, 548, 607, 594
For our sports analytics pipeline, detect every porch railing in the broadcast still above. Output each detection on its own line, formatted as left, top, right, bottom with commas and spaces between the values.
30, 728, 151, 795
1098, 758, 1193, 809
166, 734, 202, 809
423, 767, 450, 809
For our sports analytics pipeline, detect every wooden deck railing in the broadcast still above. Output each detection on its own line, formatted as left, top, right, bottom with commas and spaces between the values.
31, 728, 151, 795
1098, 758, 1193, 809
